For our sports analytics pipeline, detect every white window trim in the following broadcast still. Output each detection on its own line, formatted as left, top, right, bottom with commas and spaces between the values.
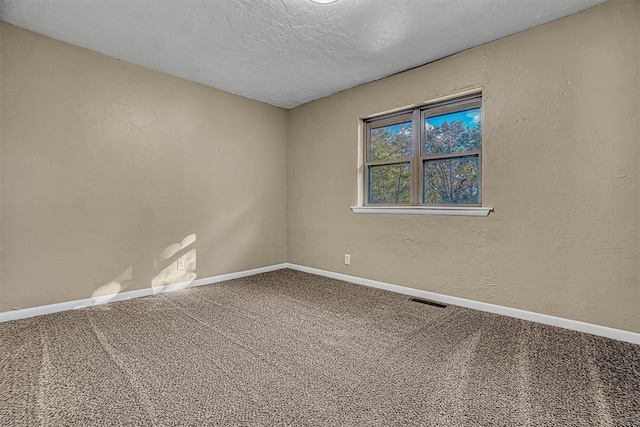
350, 206, 493, 217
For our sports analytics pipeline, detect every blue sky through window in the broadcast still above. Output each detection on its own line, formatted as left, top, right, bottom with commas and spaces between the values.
379, 121, 412, 135
426, 107, 481, 128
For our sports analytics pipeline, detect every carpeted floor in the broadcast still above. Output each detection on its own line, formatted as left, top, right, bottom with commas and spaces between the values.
1, 269, 639, 426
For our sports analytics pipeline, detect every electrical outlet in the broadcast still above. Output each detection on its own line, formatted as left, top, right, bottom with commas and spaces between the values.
344, 254, 351, 265
177, 259, 186, 270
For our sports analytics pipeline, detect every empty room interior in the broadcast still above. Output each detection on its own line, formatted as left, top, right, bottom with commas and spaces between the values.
1, 0, 639, 425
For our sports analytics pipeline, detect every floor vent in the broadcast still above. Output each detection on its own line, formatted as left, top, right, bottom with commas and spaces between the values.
409, 297, 448, 308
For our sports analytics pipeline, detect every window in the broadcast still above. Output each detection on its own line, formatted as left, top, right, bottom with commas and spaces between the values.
364, 94, 482, 207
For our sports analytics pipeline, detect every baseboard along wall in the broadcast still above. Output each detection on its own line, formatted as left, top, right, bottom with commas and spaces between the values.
1, 262, 638, 345
284, 264, 640, 345
0, 263, 288, 324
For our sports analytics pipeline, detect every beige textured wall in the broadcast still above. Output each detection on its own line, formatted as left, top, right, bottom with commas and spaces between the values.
287, 1, 640, 332
1, 2, 639, 334
0, 23, 287, 311
0, 23, 4, 312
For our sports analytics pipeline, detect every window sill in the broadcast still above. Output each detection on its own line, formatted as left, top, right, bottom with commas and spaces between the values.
350, 206, 493, 217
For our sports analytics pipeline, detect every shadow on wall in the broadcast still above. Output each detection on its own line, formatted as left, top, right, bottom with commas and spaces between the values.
88, 234, 198, 302
197, 198, 272, 271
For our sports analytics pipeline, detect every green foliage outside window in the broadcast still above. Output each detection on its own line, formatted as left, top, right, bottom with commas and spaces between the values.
366, 97, 482, 205
368, 121, 412, 204
423, 110, 481, 204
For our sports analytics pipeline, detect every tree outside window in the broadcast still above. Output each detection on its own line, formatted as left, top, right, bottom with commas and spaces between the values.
364, 94, 482, 206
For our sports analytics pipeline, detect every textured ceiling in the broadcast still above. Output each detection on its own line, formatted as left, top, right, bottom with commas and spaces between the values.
0, 0, 605, 108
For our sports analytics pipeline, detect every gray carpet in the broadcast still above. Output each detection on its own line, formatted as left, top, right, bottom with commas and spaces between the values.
1, 269, 639, 426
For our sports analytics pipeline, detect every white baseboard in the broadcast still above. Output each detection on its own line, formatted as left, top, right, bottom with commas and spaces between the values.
0, 263, 288, 323
285, 263, 640, 345
3, 261, 637, 345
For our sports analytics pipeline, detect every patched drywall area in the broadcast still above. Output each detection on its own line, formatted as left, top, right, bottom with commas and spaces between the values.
0, 23, 287, 311
287, 1, 640, 332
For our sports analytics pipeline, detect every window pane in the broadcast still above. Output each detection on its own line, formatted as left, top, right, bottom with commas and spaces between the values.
370, 121, 413, 161
424, 107, 481, 155
369, 163, 411, 204
424, 155, 479, 204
